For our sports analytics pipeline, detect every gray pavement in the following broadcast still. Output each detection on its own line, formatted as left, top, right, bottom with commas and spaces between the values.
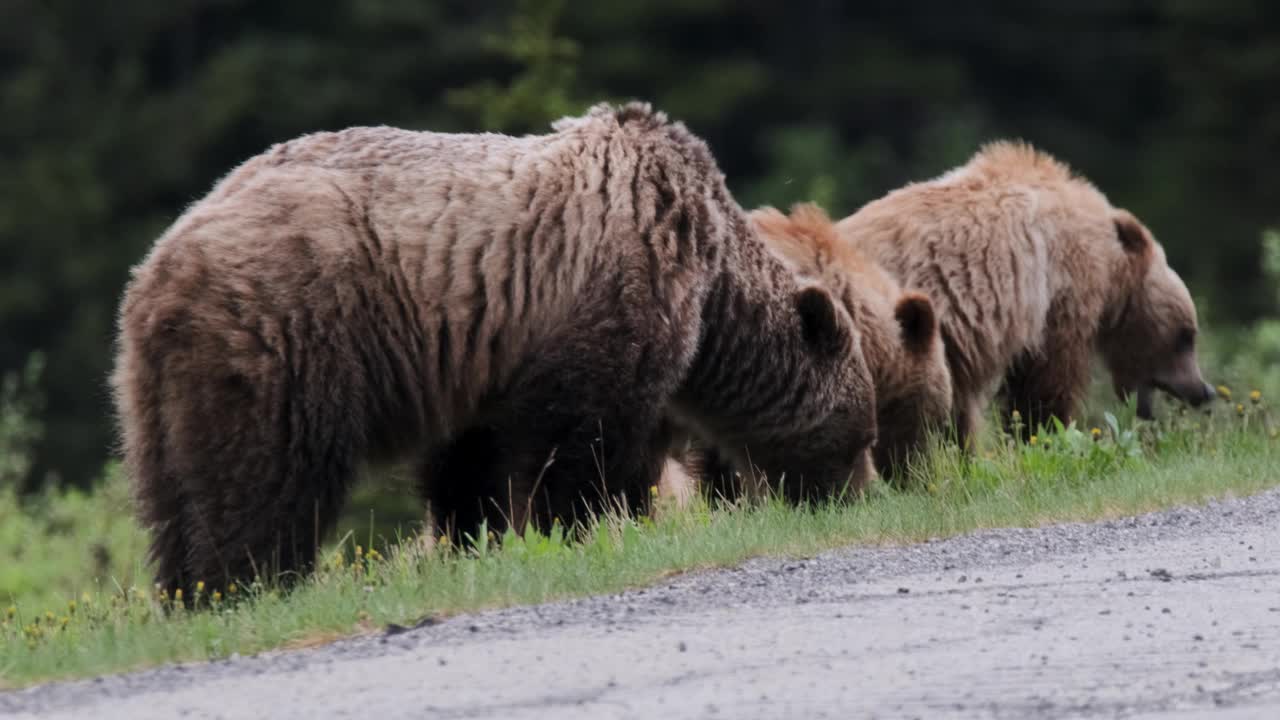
4, 489, 1280, 719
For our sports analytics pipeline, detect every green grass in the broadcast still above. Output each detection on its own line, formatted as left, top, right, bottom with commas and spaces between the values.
2, 388, 1279, 689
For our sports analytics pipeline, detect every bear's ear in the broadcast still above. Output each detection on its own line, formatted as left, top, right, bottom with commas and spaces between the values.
894, 292, 937, 356
1113, 209, 1152, 256
795, 285, 850, 357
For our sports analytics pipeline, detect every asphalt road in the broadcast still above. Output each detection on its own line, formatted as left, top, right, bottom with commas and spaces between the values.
4, 489, 1280, 719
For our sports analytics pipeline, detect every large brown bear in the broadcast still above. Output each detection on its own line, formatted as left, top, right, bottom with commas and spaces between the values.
111, 102, 877, 592
835, 140, 1213, 446
659, 203, 952, 502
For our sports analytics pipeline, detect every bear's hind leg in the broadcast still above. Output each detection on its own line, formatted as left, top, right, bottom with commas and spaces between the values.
1001, 343, 1091, 440
951, 390, 987, 453
152, 320, 365, 592
175, 373, 360, 589
114, 341, 191, 595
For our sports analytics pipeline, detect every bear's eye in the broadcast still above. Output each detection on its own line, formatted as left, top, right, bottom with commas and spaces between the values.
1175, 327, 1196, 353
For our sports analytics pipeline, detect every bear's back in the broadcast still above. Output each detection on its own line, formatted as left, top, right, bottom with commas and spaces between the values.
134, 104, 745, 438
836, 141, 1130, 395
837, 180, 1048, 391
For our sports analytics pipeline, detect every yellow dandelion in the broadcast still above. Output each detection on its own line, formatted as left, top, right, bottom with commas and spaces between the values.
438, 535, 450, 546
196, 581, 205, 594
649, 485, 659, 498
1236, 403, 1245, 416
1011, 410, 1022, 421
6, 606, 15, 620
1250, 390, 1262, 404
44, 611, 56, 624
212, 591, 222, 603
59, 616, 69, 629
926, 482, 939, 495
67, 600, 76, 615
228, 582, 238, 595
1090, 427, 1102, 440
1217, 385, 1232, 400
81, 592, 92, 605
1029, 435, 1038, 446
355, 545, 364, 558
173, 589, 183, 603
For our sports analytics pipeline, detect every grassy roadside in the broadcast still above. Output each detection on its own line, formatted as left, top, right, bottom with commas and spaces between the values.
2, 393, 1278, 689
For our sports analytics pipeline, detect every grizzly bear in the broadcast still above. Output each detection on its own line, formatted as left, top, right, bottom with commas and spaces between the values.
752, 204, 952, 478
657, 203, 952, 503
111, 102, 877, 592
834, 140, 1213, 446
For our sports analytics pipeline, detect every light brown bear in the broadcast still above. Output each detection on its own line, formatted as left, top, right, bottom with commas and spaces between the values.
751, 204, 953, 478
111, 102, 878, 593
835, 140, 1213, 446
658, 203, 952, 502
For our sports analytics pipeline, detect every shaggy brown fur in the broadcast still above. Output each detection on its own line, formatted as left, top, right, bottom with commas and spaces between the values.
835, 141, 1213, 447
658, 204, 951, 502
112, 102, 876, 592
752, 204, 952, 478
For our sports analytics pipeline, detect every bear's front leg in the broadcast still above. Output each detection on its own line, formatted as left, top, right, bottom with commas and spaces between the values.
421, 385, 673, 543
420, 291, 695, 542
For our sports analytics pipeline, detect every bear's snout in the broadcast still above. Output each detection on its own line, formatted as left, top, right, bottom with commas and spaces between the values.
1193, 381, 1215, 407
1154, 377, 1215, 409
1171, 379, 1215, 408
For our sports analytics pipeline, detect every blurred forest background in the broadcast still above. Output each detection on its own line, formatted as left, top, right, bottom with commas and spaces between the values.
2, 0, 1278, 494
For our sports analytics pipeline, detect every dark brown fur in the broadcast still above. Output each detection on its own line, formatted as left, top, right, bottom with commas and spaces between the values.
661, 203, 952, 503
753, 204, 952, 479
112, 102, 876, 592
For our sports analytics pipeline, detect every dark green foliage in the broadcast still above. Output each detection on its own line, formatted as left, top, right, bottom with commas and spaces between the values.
1, 0, 1277, 489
